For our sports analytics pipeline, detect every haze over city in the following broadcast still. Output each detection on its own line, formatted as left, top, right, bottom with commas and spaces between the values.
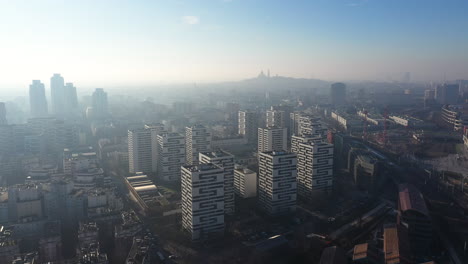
1, 1, 468, 264
1, 0, 468, 92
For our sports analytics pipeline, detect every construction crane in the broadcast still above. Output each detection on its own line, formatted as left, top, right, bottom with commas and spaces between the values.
377, 107, 389, 145
362, 109, 368, 141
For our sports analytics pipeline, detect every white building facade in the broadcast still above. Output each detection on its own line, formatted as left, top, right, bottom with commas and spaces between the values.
181, 164, 225, 240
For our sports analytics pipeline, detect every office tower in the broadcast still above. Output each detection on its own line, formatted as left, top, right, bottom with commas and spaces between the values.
185, 125, 211, 165
0, 102, 6, 125
157, 133, 185, 181
128, 128, 152, 173
238, 110, 259, 143
258, 151, 297, 216
64, 82, 78, 117
181, 164, 224, 240
50, 74, 65, 116
29, 80, 48, 118
258, 127, 287, 153
330, 82, 346, 106
144, 123, 165, 172
234, 165, 257, 198
296, 139, 334, 199
199, 151, 235, 215
91, 88, 108, 119
397, 184, 432, 257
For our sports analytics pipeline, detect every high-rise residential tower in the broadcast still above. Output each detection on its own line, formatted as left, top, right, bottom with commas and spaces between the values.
29, 80, 48, 118
181, 164, 225, 240
258, 127, 287, 153
185, 125, 211, 165
157, 133, 185, 181
144, 123, 165, 172
296, 138, 334, 199
128, 128, 153, 173
199, 151, 235, 215
50, 74, 65, 116
258, 151, 297, 216
238, 110, 259, 144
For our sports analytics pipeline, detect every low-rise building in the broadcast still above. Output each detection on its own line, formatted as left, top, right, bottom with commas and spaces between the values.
124, 173, 162, 215
234, 165, 257, 198
331, 111, 361, 131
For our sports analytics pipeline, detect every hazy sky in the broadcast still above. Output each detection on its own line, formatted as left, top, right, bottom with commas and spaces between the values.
1, 0, 468, 90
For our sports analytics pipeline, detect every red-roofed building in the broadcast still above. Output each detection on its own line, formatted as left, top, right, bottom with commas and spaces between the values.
397, 184, 432, 257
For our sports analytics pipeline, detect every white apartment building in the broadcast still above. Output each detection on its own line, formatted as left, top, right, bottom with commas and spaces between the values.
157, 133, 185, 181
266, 110, 286, 128
234, 165, 257, 198
144, 123, 165, 172
296, 140, 334, 199
185, 125, 212, 165
258, 151, 297, 216
199, 151, 235, 215
128, 128, 152, 173
181, 164, 225, 241
258, 127, 288, 153
238, 110, 259, 143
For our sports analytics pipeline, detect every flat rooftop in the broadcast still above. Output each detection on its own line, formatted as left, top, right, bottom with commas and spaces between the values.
182, 163, 222, 172
352, 243, 368, 261
200, 150, 233, 158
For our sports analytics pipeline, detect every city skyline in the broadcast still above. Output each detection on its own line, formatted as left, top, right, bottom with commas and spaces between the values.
1, 0, 468, 91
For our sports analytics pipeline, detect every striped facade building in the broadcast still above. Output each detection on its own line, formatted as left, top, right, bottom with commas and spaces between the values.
296, 139, 334, 199
156, 133, 185, 181
185, 125, 212, 165
199, 151, 235, 215
258, 151, 297, 216
181, 164, 225, 241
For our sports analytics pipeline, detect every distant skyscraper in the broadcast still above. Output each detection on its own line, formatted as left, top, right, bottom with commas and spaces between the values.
0, 102, 6, 125
258, 127, 287, 153
185, 125, 211, 165
29, 80, 48, 118
128, 128, 153, 173
199, 151, 235, 215
50, 74, 65, 116
91, 88, 108, 119
157, 133, 185, 181
258, 151, 297, 216
238, 110, 259, 143
181, 164, 224, 240
64, 83, 79, 117
330, 82, 346, 106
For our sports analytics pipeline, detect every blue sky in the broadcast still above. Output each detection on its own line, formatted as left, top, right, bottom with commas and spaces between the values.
0, 0, 467, 90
